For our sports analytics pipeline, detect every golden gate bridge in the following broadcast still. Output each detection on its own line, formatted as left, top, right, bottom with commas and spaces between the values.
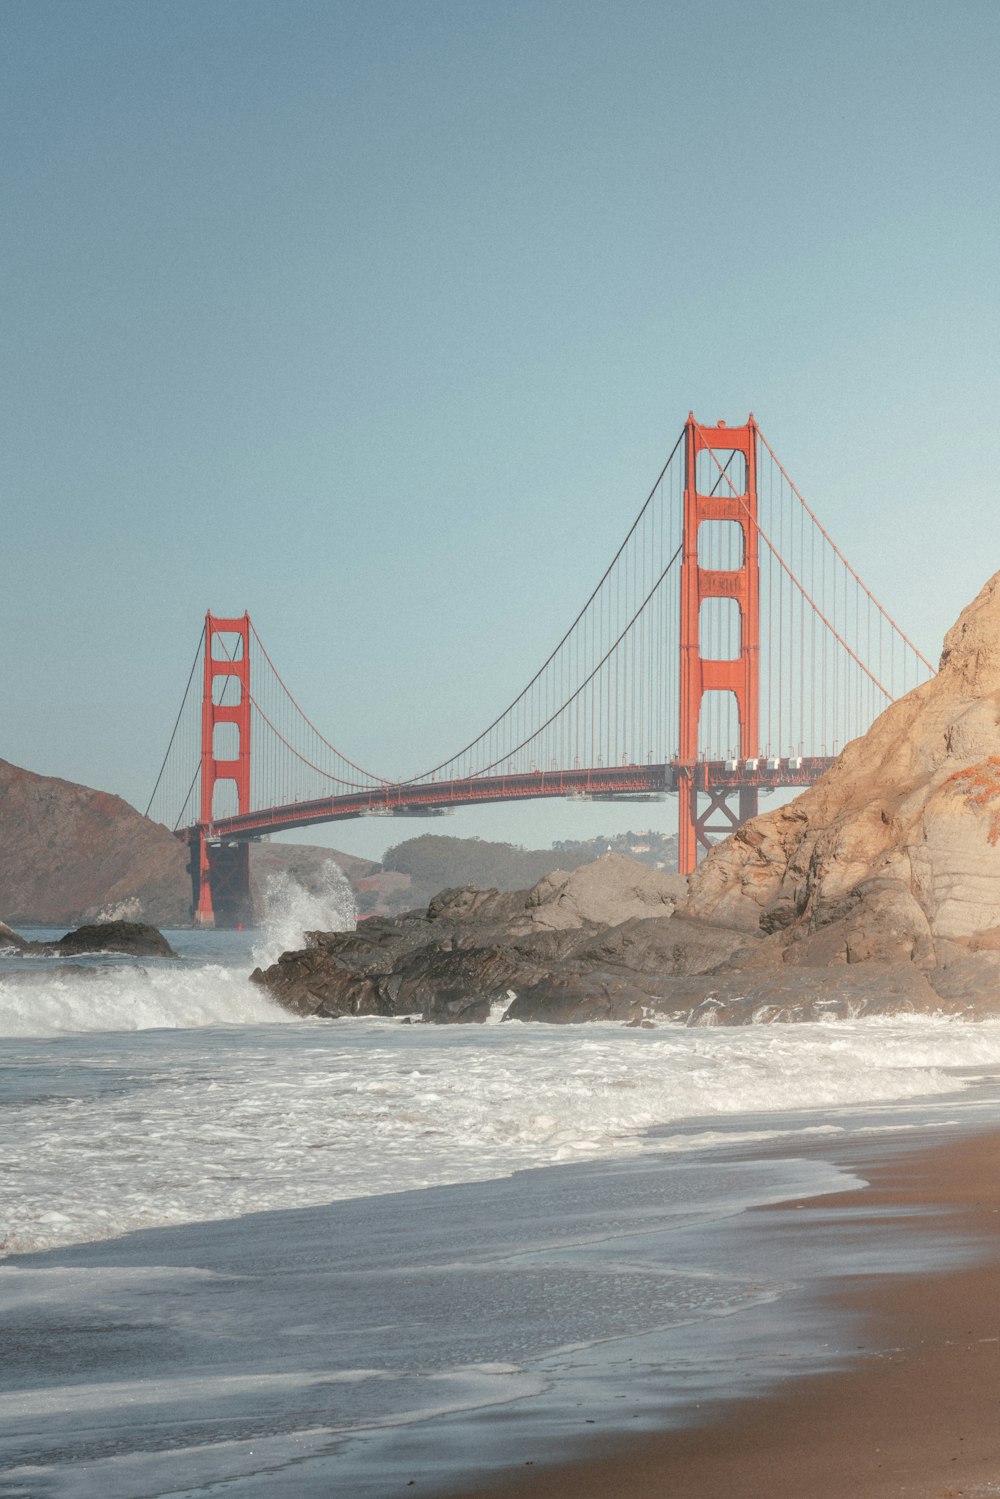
146, 414, 934, 926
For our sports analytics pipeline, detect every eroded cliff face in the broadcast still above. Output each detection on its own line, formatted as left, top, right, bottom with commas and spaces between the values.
684, 571, 1000, 968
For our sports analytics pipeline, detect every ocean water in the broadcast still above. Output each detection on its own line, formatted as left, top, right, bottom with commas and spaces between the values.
2, 870, 1000, 1496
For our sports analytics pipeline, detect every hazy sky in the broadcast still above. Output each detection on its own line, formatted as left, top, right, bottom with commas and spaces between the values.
4, 0, 999, 860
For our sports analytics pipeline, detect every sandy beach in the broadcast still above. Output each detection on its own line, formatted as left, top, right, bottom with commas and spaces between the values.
452, 1129, 1000, 1499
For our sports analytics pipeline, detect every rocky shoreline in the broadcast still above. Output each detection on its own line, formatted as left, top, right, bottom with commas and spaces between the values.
252, 573, 1000, 1027
249, 855, 975, 1026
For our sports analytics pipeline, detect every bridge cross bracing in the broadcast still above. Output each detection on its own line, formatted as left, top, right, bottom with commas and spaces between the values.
145, 414, 934, 927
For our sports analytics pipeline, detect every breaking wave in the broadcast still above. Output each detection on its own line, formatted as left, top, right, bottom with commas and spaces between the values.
251, 858, 357, 969
4, 1014, 1000, 1252
0, 962, 289, 1039
0, 861, 356, 1039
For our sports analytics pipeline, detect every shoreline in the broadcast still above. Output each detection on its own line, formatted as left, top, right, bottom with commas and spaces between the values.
7, 1017, 1000, 1496
450, 1126, 1000, 1499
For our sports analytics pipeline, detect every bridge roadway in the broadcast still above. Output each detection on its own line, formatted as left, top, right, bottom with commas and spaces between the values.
180, 756, 836, 846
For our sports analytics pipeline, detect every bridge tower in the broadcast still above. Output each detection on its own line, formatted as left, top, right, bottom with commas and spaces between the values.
677, 415, 760, 874
191, 612, 254, 928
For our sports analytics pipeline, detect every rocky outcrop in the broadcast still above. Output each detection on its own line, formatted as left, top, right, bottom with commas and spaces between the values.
252, 573, 1000, 1026
513, 858, 685, 932
2, 919, 177, 958
254, 847, 984, 1025
683, 570, 1000, 1000
251, 855, 695, 1022
50, 921, 176, 958
251, 851, 991, 1025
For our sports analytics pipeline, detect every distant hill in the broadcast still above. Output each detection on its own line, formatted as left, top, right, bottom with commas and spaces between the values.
377, 830, 678, 915
0, 759, 381, 927
0, 758, 191, 926
0, 754, 679, 926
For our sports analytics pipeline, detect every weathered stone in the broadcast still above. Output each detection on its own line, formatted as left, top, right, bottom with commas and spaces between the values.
251, 573, 1000, 1027
54, 921, 177, 958
684, 571, 1000, 966
9, 920, 177, 959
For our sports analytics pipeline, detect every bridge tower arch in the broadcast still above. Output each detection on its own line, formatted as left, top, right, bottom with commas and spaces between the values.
677, 415, 760, 874
191, 612, 254, 928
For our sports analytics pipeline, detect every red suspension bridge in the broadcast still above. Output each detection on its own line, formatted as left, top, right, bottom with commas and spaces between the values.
146, 414, 935, 927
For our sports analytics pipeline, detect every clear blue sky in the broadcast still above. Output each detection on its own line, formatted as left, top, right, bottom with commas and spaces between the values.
3, 0, 999, 860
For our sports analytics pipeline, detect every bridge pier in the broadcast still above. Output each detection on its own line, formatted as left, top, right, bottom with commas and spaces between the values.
188, 832, 254, 929
678, 769, 759, 868
187, 611, 255, 927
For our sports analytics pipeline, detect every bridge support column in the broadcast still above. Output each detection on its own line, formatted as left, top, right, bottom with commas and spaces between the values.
188, 834, 254, 930
194, 613, 253, 928
678, 415, 760, 874
192, 830, 213, 930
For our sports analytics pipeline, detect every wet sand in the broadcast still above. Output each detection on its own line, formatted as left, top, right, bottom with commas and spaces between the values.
453, 1129, 1000, 1499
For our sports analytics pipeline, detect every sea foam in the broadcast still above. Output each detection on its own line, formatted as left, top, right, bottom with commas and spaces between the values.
0, 962, 288, 1038
250, 858, 357, 970
3, 1013, 1000, 1253
0, 859, 355, 1040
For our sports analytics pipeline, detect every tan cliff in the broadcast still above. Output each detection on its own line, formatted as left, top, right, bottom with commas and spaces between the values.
684, 570, 1000, 980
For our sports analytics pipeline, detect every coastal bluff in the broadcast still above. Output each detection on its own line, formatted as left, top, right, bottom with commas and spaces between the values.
254, 571, 1000, 1025
684, 569, 1000, 985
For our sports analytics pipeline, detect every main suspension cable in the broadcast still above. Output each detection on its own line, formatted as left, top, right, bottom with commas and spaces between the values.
144, 624, 205, 820
407, 429, 685, 783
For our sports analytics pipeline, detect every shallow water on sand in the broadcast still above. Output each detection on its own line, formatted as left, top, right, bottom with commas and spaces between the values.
1, 1105, 988, 1499
3, 887, 1000, 1495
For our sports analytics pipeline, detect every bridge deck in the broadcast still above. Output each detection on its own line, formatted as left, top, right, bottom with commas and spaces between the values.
179, 757, 836, 844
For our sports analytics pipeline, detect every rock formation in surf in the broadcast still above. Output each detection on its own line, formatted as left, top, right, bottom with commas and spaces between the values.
252, 847, 954, 1025
254, 571, 1000, 1025
251, 856, 691, 1023
1, 919, 177, 958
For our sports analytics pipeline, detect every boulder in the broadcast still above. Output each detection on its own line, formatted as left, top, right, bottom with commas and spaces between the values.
513, 856, 685, 932
49, 921, 176, 959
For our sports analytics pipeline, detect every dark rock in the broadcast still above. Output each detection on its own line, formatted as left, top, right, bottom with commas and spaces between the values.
251, 857, 689, 1024
251, 856, 788, 1027
252, 889, 966, 1026
52, 921, 177, 958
